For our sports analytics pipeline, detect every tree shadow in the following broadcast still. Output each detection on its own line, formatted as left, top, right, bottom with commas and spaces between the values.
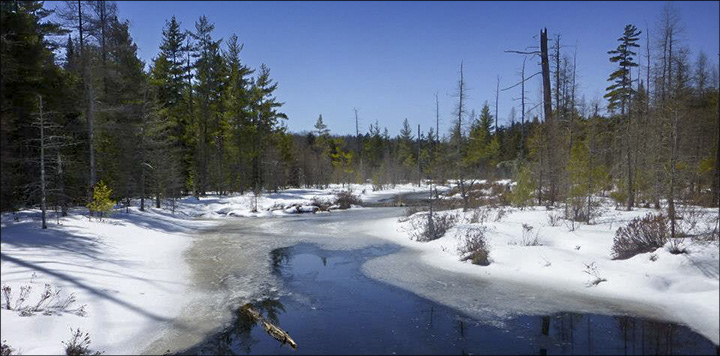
0, 252, 192, 333
0, 221, 118, 264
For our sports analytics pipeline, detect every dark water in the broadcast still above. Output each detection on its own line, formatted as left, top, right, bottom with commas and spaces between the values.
181, 243, 718, 355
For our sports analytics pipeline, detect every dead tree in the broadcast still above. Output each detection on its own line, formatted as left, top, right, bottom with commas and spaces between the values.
501, 54, 541, 158
494, 75, 501, 134
32, 95, 73, 229
242, 304, 297, 350
540, 28, 559, 205
355, 108, 363, 179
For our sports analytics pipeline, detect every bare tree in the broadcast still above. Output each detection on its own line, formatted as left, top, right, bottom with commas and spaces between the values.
453, 61, 469, 211
494, 75, 501, 134
32, 95, 73, 228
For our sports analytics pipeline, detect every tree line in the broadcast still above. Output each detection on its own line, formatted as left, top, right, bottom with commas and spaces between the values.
1, 2, 718, 228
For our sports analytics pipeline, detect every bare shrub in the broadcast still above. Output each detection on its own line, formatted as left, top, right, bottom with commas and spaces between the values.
433, 196, 463, 211
565, 218, 579, 232
334, 191, 362, 209
63, 328, 102, 356
547, 212, 562, 226
404, 206, 427, 217
676, 206, 720, 244
583, 262, 607, 287
667, 238, 688, 255
494, 206, 509, 222
612, 213, 669, 260
2, 283, 85, 317
468, 207, 490, 224
521, 224, 542, 246
457, 226, 490, 266
310, 197, 331, 211
1, 340, 12, 356
2, 285, 10, 310
407, 211, 458, 242
14, 286, 30, 310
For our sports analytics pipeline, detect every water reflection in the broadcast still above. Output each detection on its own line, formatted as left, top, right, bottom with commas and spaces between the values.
270, 247, 291, 274
179, 244, 717, 355
180, 298, 288, 355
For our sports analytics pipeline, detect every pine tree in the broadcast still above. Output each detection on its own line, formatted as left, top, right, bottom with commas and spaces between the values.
397, 118, 416, 181
604, 24, 642, 115
223, 33, 254, 191
87, 180, 115, 220
605, 24, 641, 211
247, 64, 287, 191
190, 15, 227, 194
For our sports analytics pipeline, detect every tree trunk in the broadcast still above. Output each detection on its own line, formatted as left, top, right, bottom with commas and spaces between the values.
140, 164, 145, 211
540, 28, 553, 134
78, 0, 96, 206
669, 109, 678, 238
540, 29, 553, 205
39, 95, 47, 229
242, 305, 297, 350
57, 151, 67, 216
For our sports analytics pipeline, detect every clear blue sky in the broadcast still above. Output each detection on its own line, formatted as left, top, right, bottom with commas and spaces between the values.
69, 1, 720, 136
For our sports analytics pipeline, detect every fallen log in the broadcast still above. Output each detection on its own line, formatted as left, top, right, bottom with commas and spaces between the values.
242, 304, 298, 350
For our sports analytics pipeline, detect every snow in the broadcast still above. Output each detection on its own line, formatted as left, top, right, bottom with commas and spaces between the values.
0, 207, 217, 355
2, 182, 718, 354
171, 183, 442, 219
0, 183, 431, 354
363, 204, 720, 345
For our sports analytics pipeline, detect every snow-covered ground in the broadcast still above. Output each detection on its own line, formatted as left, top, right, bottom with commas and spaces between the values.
2, 182, 718, 354
0, 183, 429, 354
365, 203, 720, 345
182, 182, 447, 219
0, 207, 215, 354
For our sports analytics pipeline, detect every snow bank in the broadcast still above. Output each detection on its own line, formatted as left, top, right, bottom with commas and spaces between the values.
170, 183, 450, 219
366, 205, 720, 345
0, 207, 216, 355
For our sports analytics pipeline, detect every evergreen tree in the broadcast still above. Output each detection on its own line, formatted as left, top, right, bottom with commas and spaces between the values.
604, 24, 642, 115
247, 64, 287, 191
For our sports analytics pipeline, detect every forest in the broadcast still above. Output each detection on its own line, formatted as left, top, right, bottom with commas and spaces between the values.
1, 1, 718, 228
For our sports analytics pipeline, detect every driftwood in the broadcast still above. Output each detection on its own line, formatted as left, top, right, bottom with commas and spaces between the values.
242, 304, 298, 350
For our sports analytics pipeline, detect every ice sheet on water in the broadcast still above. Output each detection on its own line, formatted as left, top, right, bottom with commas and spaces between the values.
361, 249, 669, 328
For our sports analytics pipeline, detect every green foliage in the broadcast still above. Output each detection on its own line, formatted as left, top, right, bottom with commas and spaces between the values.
87, 181, 115, 219
511, 164, 534, 208
604, 24, 641, 113
465, 103, 500, 178
567, 139, 608, 199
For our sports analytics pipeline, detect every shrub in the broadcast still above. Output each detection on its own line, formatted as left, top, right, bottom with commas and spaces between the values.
87, 181, 115, 220
1, 283, 85, 317
468, 207, 490, 224
310, 197, 331, 211
547, 212, 562, 226
63, 328, 102, 356
457, 226, 490, 266
612, 213, 669, 260
334, 191, 362, 209
583, 262, 607, 287
407, 211, 458, 242
521, 224, 541, 246
1, 285, 9, 310
676, 206, 720, 243
1, 340, 12, 356
493, 206, 509, 222
403, 206, 427, 217
511, 165, 535, 209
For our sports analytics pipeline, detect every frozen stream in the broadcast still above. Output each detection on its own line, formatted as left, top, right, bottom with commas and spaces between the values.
144, 206, 717, 355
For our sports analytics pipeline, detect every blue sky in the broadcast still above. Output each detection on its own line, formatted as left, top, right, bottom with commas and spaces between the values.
69, 1, 720, 136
